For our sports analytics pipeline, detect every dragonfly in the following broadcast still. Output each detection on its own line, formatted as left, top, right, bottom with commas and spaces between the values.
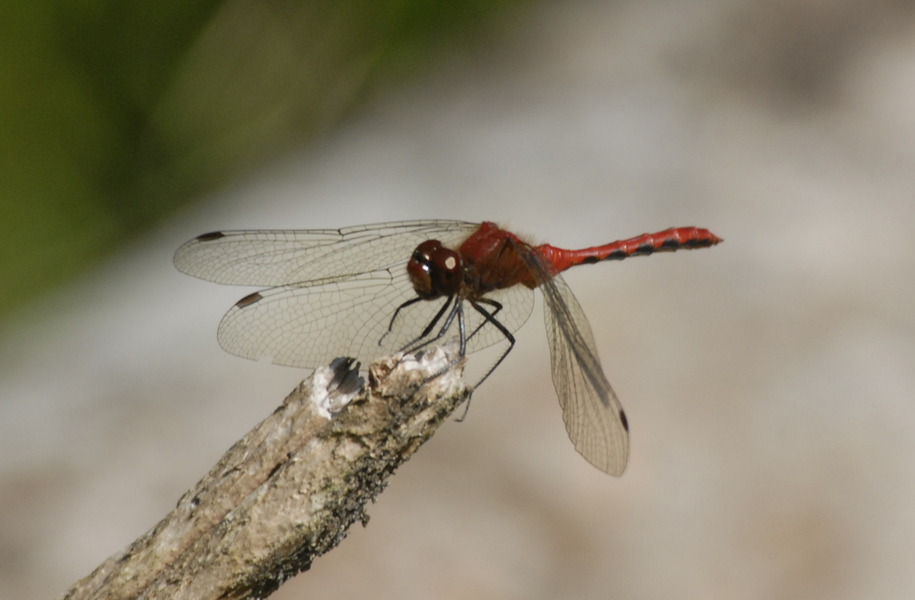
174, 220, 722, 475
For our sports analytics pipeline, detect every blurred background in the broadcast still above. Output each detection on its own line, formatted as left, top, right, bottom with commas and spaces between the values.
1, 0, 914, 598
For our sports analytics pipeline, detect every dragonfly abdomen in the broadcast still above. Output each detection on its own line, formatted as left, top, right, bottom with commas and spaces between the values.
541, 227, 722, 272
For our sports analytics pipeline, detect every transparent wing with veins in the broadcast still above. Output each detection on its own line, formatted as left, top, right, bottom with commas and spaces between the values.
514, 241, 630, 476
215, 268, 418, 368
212, 267, 534, 369
174, 220, 481, 286
174, 219, 534, 370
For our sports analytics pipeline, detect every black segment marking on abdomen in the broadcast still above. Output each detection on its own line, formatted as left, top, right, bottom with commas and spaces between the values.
602, 249, 628, 261
660, 238, 681, 249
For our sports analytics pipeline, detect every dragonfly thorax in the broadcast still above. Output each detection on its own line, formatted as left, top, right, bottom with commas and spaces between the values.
407, 239, 464, 300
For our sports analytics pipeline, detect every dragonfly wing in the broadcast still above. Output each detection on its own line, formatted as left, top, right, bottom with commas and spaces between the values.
216, 269, 538, 370
174, 220, 480, 286
215, 267, 443, 368
515, 244, 629, 475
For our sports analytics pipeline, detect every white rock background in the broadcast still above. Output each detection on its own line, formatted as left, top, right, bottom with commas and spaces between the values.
2, 0, 914, 598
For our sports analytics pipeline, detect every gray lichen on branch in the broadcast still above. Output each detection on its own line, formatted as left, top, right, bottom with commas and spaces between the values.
62, 343, 468, 600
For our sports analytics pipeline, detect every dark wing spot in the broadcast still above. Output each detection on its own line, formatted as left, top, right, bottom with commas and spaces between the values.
236, 292, 263, 308
196, 231, 226, 242
619, 409, 629, 432
581, 256, 599, 265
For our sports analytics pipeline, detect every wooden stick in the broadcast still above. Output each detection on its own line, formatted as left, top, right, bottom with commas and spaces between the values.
61, 345, 467, 600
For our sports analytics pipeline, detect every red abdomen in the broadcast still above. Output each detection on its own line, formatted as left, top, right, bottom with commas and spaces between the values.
537, 227, 723, 273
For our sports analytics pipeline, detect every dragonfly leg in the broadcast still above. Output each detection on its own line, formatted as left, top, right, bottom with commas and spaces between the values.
421, 304, 472, 415
401, 302, 469, 406
468, 300, 516, 389
378, 296, 424, 346
388, 296, 453, 352
382, 295, 453, 354
419, 296, 456, 341
465, 297, 503, 344
457, 301, 467, 356
400, 296, 461, 355
435, 298, 516, 425
455, 389, 474, 422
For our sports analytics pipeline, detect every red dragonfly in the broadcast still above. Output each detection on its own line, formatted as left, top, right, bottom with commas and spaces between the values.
174, 220, 721, 475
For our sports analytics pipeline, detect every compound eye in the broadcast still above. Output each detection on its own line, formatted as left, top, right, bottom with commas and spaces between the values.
412, 242, 435, 265
414, 240, 441, 260
407, 240, 445, 299
429, 247, 462, 294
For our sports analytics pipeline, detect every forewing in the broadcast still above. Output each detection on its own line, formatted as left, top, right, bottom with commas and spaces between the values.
174, 220, 480, 286
515, 244, 629, 475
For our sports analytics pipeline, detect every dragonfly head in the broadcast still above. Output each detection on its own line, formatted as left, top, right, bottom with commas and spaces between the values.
407, 240, 463, 299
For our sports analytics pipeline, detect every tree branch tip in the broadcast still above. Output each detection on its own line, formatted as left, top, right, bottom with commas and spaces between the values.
61, 343, 469, 600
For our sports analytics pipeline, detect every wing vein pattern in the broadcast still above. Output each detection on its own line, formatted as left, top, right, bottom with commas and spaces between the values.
174, 220, 480, 286
177, 220, 536, 370
513, 241, 629, 475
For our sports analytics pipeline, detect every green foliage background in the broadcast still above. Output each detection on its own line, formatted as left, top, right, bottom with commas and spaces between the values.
0, 0, 525, 320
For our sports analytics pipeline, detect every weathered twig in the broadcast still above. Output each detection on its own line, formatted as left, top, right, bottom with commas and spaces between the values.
62, 344, 468, 600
